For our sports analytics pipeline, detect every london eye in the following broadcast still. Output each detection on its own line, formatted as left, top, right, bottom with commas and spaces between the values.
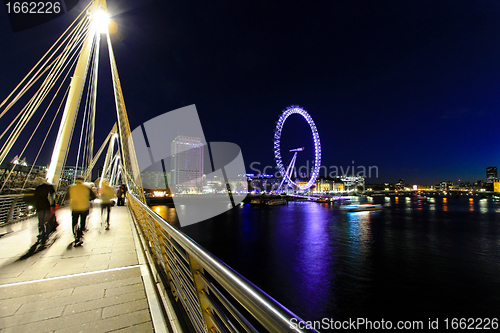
273, 105, 321, 192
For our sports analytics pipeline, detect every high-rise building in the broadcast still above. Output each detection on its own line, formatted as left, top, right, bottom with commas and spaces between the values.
171, 136, 204, 193
486, 166, 497, 183
62, 166, 84, 180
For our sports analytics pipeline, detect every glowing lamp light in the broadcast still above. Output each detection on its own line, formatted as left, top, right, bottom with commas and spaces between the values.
93, 10, 110, 33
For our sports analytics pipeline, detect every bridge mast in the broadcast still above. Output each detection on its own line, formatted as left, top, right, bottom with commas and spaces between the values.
46, 0, 107, 186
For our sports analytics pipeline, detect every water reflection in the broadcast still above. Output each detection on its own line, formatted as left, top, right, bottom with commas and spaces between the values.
479, 198, 488, 214
150, 197, 500, 323
428, 197, 435, 211
151, 204, 179, 226
293, 203, 334, 311
345, 211, 373, 257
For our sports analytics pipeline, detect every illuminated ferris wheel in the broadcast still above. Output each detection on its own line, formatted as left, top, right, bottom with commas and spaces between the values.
274, 105, 321, 192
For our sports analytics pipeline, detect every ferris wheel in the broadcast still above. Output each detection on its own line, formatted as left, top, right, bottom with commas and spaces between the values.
274, 105, 321, 192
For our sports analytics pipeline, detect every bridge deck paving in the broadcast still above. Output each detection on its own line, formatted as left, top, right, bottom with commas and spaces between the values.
0, 205, 158, 332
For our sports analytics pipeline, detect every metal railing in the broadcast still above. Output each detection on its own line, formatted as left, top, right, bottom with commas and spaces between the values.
0, 191, 67, 228
127, 193, 319, 333
0, 194, 34, 226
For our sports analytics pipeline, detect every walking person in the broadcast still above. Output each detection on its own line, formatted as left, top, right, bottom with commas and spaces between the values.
117, 183, 128, 206
33, 181, 55, 245
66, 176, 96, 246
116, 185, 123, 206
100, 179, 115, 230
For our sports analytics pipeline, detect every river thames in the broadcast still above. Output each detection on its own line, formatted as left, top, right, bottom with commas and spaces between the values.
151, 196, 500, 328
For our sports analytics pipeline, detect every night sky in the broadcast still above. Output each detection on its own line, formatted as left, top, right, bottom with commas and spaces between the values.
2, 0, 500, 185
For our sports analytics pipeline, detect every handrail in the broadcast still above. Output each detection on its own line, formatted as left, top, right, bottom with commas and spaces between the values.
0, 193, 35, 226
127, 193, 319, 333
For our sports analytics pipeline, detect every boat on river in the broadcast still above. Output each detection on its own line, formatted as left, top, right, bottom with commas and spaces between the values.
266, 198, 287, 206
342, 203, 383, 212
249, 198, 263, 205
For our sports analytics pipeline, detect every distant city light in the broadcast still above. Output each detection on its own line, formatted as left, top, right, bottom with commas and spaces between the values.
153, 190, 166, 197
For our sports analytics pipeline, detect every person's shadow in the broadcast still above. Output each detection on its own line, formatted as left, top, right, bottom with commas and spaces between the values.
16, 233, 60, 261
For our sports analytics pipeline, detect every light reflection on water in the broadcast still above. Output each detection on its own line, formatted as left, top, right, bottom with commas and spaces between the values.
480, 198, 488, 213
151, 196, 500, 325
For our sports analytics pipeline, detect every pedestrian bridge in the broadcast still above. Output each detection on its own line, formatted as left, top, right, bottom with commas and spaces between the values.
0, 204, 159, 332
0, 196, 316, 333
0, 1, 317, 329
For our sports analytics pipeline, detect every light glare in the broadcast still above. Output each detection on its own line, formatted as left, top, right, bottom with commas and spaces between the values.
94, 11, 110, 33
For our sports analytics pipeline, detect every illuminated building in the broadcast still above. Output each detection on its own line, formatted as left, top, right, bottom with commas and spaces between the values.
142, 171, 169, 190
340, 176, 364, 192
315, 180, 332, 192
494, 180, 500, 193
204, 175, 222, 193
314, 178, 334, 192
486, 166, 497, 183
248, 176, 281, 193
171, 136, 203, 193
11, 155, 27, 166
439, 181, 453, 191
61, 166, 84, 180
395, 179, 406, 190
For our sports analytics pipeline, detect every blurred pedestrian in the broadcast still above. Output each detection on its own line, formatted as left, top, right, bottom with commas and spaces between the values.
117, 183, 128, 206
66, 176, 96, 246
100, 179, 115, 229
33, 181, 55, 245
116, 185, 122, 206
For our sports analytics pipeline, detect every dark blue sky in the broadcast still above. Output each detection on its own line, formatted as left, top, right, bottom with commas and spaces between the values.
1, 0, 500, 184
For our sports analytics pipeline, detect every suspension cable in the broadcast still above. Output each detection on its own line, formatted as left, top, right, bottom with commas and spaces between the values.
1, 42, 82, 193
0, 21, 90, 146
0, 1, 92, 116
0, 21, 91, 166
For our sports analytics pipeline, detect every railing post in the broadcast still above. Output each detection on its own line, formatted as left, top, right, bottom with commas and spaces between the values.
159, 231, 179, 301
4, 196, 18, 224
187, 254, 214, 332
0, 197, 9, 224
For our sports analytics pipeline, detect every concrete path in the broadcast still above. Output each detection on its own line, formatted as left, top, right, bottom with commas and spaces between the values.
0, 204, 157, 332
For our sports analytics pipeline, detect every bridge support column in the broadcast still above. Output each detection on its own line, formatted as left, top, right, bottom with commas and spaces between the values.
46, 0, 107, 186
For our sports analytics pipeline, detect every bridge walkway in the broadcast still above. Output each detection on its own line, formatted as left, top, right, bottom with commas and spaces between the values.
0, 205, 167, 333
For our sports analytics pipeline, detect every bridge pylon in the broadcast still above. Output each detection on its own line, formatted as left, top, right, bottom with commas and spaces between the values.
46, 0, 109, 187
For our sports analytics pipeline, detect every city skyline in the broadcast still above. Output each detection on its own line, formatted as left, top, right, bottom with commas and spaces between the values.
1, 1, 500, 185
